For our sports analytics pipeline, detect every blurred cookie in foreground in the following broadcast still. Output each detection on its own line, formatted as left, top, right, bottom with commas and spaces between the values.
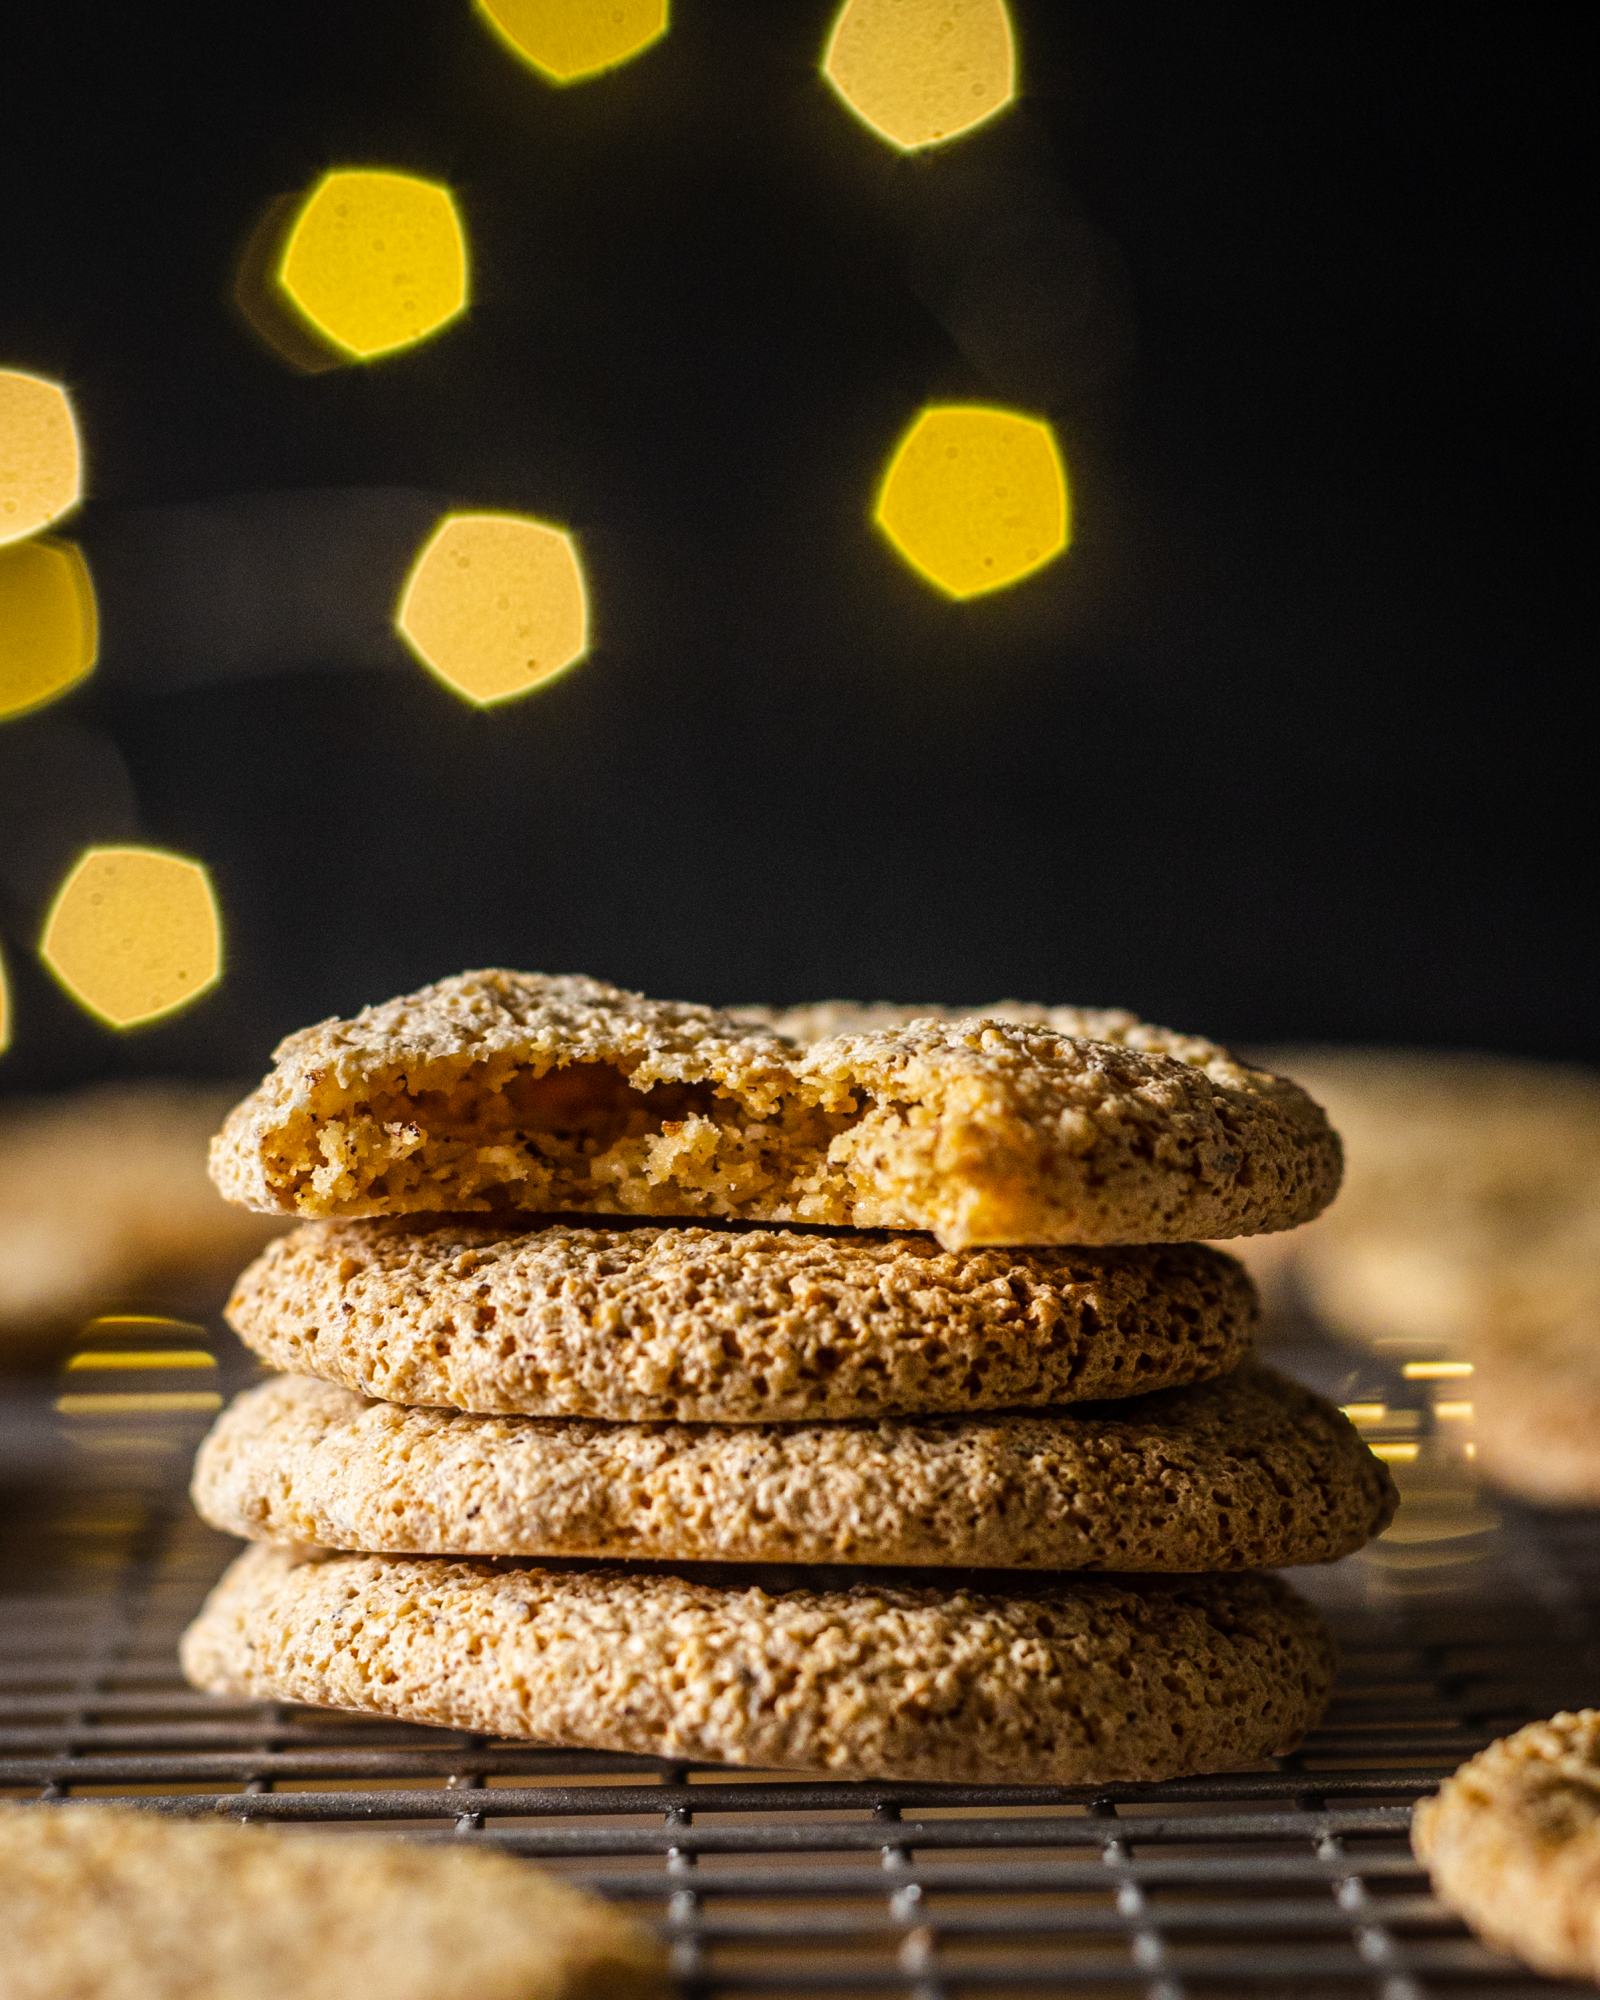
0, 1083, 283, 1364
1413, 1710, 1600, 1982
0, 1801, 663, 2000
1233, 1049, 1600, 1348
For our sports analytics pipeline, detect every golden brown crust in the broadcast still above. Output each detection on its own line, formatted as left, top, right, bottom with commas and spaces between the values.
209, 972, 1341, 1249
1412, 1711, 1600, 1981
0, 1801, 663, 2000
743, 999, 1251, 1065
225, 1217, 1258, 1420
181, 1548, 1335, 1785
191, 1364, 1395, 1571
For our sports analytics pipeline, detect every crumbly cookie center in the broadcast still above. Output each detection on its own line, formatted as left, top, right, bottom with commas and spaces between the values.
267, 1055, 1053, 1249
287, 1059, 900, 1227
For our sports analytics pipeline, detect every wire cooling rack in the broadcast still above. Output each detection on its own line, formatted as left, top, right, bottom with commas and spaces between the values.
3, 1308, 1597, 1997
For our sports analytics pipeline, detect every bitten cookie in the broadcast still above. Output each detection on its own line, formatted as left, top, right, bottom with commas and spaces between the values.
192, 1364, 1395, 1571
209, 971, 1341, 1248
0, 1801, 663, 2000
226, 1217, 1258, 1420
1412, 1711, 1600, 1982
182, 1548, 1336, 1785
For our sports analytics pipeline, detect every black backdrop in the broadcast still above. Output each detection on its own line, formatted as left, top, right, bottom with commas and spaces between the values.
1, 3, 1591, 1091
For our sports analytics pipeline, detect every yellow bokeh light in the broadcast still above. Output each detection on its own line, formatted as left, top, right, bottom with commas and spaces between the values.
0, 537, 98, 722
233, 195, 347, 375
0, 369, 82, 547
823, 0, 1016, 152
40, 846, 223, 1029
0, 946, 11, 1054
56, 1390, 222, 1416
277, 170, 468, 362
875, 403, 1069, 598
396, 511, 590, 705
65, 1349, 216, 1372
476, 0, 668, 83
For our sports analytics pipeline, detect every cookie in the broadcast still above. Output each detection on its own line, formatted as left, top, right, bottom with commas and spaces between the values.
209, 971, 1340, 1248
1412, 1711, 1600, 1981
1239, 1048, 1600, 1348
0, 1083, 282, 1354
182, 1547, 1335, 1785
1468, 1288, 1600, 1505
192, 1364, 1395, 1570
0, 1801, 663, 2000
226, 1217, 1257, 1420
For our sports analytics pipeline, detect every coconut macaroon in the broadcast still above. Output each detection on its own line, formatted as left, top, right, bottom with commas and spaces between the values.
209, 972, 1341, 1250
224, 1218, 1259, 1421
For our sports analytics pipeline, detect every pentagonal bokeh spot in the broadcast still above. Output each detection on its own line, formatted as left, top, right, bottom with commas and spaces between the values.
823, 0, 1015, 152
277, 170, 468, 362
41, 847, 223, 1029
875, 404, 1069, 598
0, 369, 82, 547
0, 538, 98, 722
476, 0, 668, 84
397, 512, 590, 705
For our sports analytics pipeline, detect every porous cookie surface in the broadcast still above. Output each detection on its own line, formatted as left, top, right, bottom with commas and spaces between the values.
184, 1550, 1335, 1785
193, 1365, 1394, 1571
227, 1218, 1257, 1420
1, 1083, 281, 1348
209, 971, 1340, 1248
0, 1801, 663, 2000
743, 999, 1240, 1052
1412, 1711, 1600, 1981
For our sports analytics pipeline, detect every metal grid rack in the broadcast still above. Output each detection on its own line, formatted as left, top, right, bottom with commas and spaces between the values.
4, 1318, 1597, 1998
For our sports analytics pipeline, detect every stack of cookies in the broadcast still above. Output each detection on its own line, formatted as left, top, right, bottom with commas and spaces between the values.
182, 972, 1395, 1785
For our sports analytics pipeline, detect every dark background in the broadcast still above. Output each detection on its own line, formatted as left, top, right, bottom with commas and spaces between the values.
1, 2, 1591, 1092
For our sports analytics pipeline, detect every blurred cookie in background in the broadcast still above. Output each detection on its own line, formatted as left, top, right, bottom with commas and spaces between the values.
1236, 1049, 1600, 1504
1468, 1262, 1600, 1507
1, 1083, 284, 1369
